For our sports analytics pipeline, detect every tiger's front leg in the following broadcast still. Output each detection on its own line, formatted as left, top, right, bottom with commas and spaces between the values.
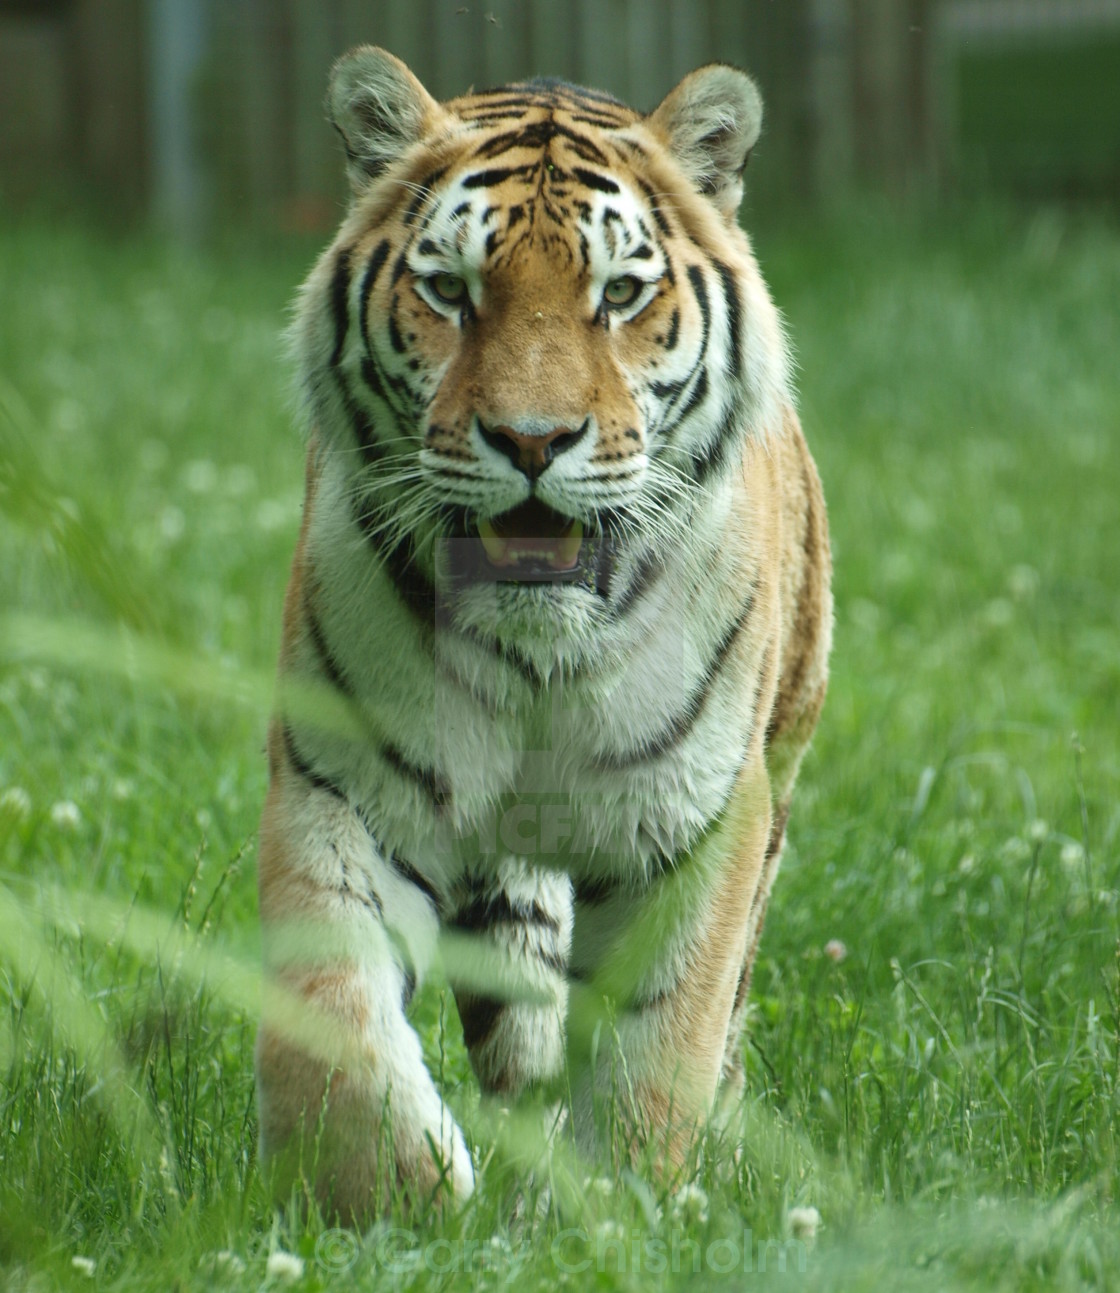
255, 725, 474, 1221
450, 858, 572, 1099
568, 756, 772, 1169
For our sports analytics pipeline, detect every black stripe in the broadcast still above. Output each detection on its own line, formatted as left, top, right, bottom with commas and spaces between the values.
572, 166, 619, 194
358, 238, 391, 322
636, 177, 673, 237
326, 245, 390, 463
539, 947, 568, 977
473, 120, 553, 159
687, 265, 711, 340
452, 889, 561, 937
691, 397, 743, 487
282, 725, 347, 803
455, 990, 506, 1050
676, 366, 710, 425
595, 586, 757, 770
339, 857, 383, 920
463, 109, 533, 126
474, 118, 614, 165
390, 248, 411, 287
462, 165, 532, 189
382, 741, 451, 812
304, 603, 351, 696
714, 260, 743, 380
664, 307, 680, 351
650, 371, 692, 401
389, 853, 443, 912
387, 299, 406, 354
328, 247, 352, 369
568, 110, 631, 129
402, 168, 446, 226
351, 498, 436, 624
573, 874, 619, 906
612, 550, 662, 619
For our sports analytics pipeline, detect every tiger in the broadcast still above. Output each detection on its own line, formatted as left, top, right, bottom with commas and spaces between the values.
255, 45, 831, 1222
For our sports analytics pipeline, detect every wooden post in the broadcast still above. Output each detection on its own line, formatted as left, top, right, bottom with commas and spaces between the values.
850, 0, 940, 195
806, 0, 854, 200
73, 0, 148, 218
147, 0, 209, 240
528, 0, 578, 82
288, 0, 341, 230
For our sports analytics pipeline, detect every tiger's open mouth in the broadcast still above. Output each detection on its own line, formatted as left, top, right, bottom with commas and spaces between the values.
477, 499, 584, 573
440, 498, 613, 594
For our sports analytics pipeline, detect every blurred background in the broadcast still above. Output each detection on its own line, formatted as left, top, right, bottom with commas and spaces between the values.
2, 0, 1119, 238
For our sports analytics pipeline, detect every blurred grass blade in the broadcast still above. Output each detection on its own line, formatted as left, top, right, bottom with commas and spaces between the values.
0, 882, 159, 1156
0, 379, 160, 631
0, 611, 363, 740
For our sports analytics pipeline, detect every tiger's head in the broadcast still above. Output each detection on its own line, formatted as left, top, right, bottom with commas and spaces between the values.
295, 47, 790, 645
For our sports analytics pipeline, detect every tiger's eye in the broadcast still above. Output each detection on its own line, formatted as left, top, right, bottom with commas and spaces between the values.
429, 272, 468, 305
603, 276, 642, 308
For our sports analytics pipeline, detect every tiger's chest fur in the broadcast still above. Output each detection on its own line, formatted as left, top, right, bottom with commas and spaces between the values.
256, 46, 830, 1221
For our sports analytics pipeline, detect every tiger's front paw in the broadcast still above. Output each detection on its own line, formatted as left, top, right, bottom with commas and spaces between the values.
257, 1029, 474, 1223
314, 1087, 475, 1221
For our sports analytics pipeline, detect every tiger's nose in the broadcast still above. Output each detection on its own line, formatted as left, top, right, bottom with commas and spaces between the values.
479, 419, 588, 482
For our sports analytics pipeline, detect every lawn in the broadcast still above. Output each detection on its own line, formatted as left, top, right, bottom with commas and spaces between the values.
1, 202, 1118, 1290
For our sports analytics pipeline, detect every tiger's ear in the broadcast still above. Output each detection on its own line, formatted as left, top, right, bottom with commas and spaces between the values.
647, 64, 763, 220
327, 46, 445, 194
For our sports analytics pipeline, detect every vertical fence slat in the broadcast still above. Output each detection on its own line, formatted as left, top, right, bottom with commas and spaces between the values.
479, 0, 533, 88
528, 0, 578, 80
378, 0, 433, 78
0, 0, 960, 225
575, 0, 628, 97
289, 0, 340, 223
623, 0, 666, 108
235, 0, 292, 218
667, 0, 705, 89
73, 0, 147, 218
431, 0, 476, 97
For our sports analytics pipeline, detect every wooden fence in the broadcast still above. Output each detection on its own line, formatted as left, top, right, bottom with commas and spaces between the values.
1, 0, 943, 232
201, 0, 942, 229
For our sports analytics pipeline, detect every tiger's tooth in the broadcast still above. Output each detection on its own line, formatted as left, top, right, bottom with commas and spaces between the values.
478, 516, 509, 566
553, 519, 584, 568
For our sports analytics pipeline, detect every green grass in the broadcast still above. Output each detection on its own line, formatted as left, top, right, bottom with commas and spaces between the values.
1, 202, 1118, 1289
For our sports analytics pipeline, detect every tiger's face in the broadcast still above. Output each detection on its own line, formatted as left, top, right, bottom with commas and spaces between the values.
297, 49, 786, 632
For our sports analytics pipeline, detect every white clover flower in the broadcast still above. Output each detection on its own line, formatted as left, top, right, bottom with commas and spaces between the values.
256, 499, 293, 532
592, 1219, 625, 1245
183, 459, 219, 494
824, 939, 847, 963
670, 1182, 709, 1226
1, 787, 32, 822
584, 1175, 614, 1201
1060, 841, 1086, 869
478, 1235, 514, 1270
50, 800, 82, 830
1007, 564, 1039, 601
200, 1250, 247, 1276
1027, 819, 1049, 844
225, 464, 257, 496
788, 1205, 821, 1241
159, 505, 186, 542
999, 837, 1031, 864
265, 1251, 305, 1283
71, 1256, 96, 1277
